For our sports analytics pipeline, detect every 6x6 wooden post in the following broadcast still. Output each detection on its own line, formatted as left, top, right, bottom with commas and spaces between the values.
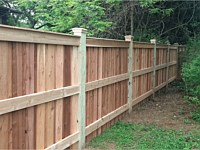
125, 35, 133, 114
72, 28, 87, 150
150, 39, 157, 99
166, 43, 170, 89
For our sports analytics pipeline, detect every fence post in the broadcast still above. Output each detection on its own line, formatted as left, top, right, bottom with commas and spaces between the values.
166, 43, 170, 89
72, 28, 87, 150
174, 43, 179, 79
150, 39, 156, 99
125, 35, 133, 114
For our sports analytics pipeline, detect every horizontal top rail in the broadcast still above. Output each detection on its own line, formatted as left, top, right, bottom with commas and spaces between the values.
86, 38, 178, 49
134, 41, 178, 49
0, 25, 180, 48
86, 37, 129, 48
0, 25, 80, 46
133, 41, 154, 48
168, 46, 178, 50
177, 45, 186, 48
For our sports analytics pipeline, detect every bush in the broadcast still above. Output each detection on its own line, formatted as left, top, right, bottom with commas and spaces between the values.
182, 37, 200, 63
182, 36, 200, 122
182, 56, 200, 101
191, 111, 200, 123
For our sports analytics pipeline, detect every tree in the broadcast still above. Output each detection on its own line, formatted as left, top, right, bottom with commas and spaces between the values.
0, 0, 21, 25
2, 0, 200, 44
13, 0, 113, 36
99, 0, 200, 44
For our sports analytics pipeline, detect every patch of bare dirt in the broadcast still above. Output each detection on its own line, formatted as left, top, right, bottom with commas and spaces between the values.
124, 87, 200, 132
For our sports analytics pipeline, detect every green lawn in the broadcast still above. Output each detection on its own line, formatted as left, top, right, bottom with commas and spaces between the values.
88, 121, 200, 150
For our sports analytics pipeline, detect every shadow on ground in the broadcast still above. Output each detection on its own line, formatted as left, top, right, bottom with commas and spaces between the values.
124, 87, 200, 133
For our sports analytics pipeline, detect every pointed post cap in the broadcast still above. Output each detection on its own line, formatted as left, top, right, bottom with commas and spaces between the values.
125, 35, 134, 41
150, 39, 156, 44
72, 28, 87, 36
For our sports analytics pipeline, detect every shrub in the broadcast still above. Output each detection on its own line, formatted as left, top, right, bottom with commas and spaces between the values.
182, 56, 200, 101
182, 36, 200, 122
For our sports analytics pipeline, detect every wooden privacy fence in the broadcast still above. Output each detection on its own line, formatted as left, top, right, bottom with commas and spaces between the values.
0, 25, 182, 149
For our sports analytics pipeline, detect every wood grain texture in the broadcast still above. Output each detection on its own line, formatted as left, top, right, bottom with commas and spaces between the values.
45, 45, 55, 148
0, 25, 80, 46
46, 75, 176, 150
0, 42, 12, 149
128, 39, 133, 113
0, 29, 179, 150
0, 61, 177, 116
55, 45, 64, 142
69, 46, 79, 149
97, 48, 103, 135
36, 44, 46, 149
87, 37, 129, 48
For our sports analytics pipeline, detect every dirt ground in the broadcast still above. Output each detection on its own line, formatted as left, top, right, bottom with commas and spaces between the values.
123, 87, 200, 133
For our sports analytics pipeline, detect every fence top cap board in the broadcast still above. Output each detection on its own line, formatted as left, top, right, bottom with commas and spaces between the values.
87, 37, 129, 43
0, 24, 80, 38
0, 24, 81, 46
133, 41, 154, 45
133, 41, 177, 49
86, 37, 130, 48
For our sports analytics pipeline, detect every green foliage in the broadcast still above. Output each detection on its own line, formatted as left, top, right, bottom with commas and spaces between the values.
183, 37, 200, 63
133, 30, 169, 44
182, 36, 200, 123
89, 121, 200, 150
139, 0, 174, 18
2, 0, 200, 43
13, 0, 113, 36
182, 56, 200, 99
139, 0, 164, 8
191, 110, 200, 123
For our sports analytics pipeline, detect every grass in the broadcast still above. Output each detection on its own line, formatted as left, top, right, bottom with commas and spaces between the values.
191, 110, 200, 123
88, 121, 200, 150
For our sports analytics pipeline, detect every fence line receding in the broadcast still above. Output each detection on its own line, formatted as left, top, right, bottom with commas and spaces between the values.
0, 25, 185, 149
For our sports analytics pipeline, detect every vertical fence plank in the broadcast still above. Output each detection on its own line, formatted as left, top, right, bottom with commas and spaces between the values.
120, 49, 124, 118
13, 43, 25, 149
63, 46, 71, 139
174, 43, 179, 79
115, 48, 120, 120
69, 46, 79, 149
112, 48, 116, 124
45, 45, 55, 147
97, 48, 103, 135
101, 48, 107, 132
166, 44, 170, 88
36, 44, 46, 149
86, 47, 90, 142
25, 44, 35, 149
93, 48, 98, 137
108, 48, 111, 126
55, 45, 64, 142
